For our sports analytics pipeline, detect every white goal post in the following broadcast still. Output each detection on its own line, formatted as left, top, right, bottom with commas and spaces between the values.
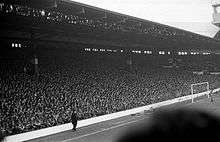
191, 82, 210, 102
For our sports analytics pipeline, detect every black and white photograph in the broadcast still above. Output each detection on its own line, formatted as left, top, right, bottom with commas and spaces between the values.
1, 0, 220, 141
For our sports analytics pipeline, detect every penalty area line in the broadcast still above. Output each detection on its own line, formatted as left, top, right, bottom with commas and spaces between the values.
61, 117, 145, 142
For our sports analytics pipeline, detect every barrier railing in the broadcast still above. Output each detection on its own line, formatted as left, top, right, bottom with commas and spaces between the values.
5, 88, 220, 142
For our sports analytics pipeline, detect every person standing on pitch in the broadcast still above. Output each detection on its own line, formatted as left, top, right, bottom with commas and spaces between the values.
208, 89, 214, 103
71, 110, 78, 131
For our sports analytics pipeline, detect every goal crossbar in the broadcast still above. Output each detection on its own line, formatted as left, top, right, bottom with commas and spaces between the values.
191, 82, 209, 95
190, 82, 210, 102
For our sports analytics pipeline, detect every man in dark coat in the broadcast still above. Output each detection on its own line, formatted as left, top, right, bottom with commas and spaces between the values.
71, 110, 77, 131
208, 89, 214, 102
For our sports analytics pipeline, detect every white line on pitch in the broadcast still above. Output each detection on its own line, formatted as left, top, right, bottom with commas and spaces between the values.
113, 119, 130, 125
113, 115, 143, 125
62, 118, 145, 142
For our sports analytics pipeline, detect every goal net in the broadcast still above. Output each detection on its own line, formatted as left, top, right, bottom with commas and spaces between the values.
191, 82, 210, 102
191, 82, 209, 95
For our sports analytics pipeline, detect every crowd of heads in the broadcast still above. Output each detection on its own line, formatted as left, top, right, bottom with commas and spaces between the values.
0, 47, 220, 136
0, 1, 220, 139
0, 2, 215, 43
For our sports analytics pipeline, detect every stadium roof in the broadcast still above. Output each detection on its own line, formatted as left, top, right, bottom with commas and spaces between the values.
1, 0, 220, 51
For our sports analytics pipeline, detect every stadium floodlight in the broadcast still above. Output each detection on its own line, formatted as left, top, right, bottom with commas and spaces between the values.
41, 10, 45, 16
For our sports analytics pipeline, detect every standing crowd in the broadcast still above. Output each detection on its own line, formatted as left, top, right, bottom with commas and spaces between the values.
0, 50, 220, 136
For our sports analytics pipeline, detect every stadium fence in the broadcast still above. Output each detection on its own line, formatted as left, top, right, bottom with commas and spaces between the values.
4, 88, 220, 142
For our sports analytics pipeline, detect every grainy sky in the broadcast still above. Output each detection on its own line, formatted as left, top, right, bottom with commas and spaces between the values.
73, 0, 220, 37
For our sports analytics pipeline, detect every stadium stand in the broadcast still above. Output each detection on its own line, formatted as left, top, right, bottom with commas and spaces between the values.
1, 1, 220, 49
1, 44, 220, 136
214, 30, 220, 40
0, 0, 220, 138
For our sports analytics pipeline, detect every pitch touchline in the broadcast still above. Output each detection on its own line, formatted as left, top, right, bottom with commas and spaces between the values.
62, 117, 145, 142
113, 115, 143, 125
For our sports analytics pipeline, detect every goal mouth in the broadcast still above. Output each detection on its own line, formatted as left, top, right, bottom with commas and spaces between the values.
190, 82, 210, 103
191, 82, 209, 95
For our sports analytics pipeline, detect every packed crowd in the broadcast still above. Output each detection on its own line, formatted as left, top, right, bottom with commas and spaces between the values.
0, 2, 213, 42
0, 48, 220, 136
176, 55, 220, 72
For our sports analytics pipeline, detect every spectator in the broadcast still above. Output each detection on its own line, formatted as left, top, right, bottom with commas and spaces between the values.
0, 49, 219, 136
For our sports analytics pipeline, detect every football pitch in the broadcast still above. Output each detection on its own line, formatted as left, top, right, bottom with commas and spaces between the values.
27, 92, 220, 142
